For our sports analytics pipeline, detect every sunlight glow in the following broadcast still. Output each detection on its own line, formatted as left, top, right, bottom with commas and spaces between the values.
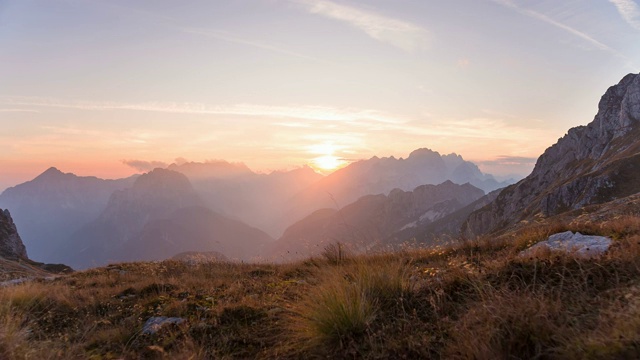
313, 155, 345, 171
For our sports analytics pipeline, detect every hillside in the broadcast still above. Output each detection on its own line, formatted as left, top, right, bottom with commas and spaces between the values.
1, 211, 639, 359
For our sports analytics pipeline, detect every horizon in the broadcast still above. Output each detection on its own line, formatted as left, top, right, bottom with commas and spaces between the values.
2, 0, 639, 192
0, 147, 525, 194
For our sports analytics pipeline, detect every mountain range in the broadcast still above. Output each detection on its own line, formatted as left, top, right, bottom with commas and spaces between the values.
3, 73, 638, 268
54, 169, 274, 269
0, 149, 508, 268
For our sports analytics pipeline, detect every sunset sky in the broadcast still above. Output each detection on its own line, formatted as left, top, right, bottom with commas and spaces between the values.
1, 0, 639, 191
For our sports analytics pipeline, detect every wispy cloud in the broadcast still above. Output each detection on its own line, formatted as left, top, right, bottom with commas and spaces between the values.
491, 0, 628, 59
183, 28, 318, 61
0, 108, 40, 113
121, 159, 168, 172
4, 96, 405, 124
290, 0, 429, 52
609, 0, 640, 30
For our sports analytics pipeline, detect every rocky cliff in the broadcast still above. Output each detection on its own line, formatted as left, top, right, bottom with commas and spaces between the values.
0, 209, 28, 260
464, 73, 640, 236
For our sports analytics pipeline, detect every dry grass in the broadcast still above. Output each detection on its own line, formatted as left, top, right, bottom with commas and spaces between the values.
0, 216, 639, 358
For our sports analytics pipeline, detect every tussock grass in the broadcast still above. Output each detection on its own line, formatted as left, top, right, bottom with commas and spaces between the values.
320, 242, 351, 265
290, 259, 409, 349
0, 215, 639, 358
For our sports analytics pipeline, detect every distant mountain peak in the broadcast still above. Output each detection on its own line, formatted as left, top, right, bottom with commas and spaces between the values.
43, 166, 62, 174
133, 168, 194, 191
34, 167, 67, 180
408, 148, 440, 158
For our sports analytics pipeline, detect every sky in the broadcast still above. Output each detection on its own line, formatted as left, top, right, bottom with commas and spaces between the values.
1, 0, 639, 191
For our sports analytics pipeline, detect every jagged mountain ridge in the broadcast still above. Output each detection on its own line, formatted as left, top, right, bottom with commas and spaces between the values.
464, 72, 640, 236
271, 181, 485, 261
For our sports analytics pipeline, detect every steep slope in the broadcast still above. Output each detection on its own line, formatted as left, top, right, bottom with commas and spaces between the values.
464, 72, 640, 236
59, 169, 273, 268
0, 168, 136, 262
271, 181, 484, 260
0, 209, 27, 260
281, 149, 510, 235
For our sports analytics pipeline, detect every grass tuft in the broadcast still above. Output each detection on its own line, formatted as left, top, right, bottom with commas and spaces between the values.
321, 242, 350, 265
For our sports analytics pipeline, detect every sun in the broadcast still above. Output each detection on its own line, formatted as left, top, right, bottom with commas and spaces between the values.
308, 142, 348, 173
311, 155, 346, 173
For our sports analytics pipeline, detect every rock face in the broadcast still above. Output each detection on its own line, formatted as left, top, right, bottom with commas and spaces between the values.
464, 73, 640, 236
0, 209, 27, 260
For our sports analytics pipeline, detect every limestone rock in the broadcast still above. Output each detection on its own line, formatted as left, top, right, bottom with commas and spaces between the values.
520, 231, 612, 258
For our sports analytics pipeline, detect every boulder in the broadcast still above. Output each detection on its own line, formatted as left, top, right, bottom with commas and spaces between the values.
520, 231, 612, 258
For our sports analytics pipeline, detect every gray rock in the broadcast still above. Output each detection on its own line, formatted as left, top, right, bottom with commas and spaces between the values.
520, 231, 612, 258
141, 316, 185, 335
0, 209, 28, 260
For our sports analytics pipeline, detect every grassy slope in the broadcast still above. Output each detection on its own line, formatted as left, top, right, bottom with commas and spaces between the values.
1, 215, 640, 359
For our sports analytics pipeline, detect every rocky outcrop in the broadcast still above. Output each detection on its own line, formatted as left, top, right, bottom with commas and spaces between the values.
0, 209, 27, 260
464, 73, 640, 236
